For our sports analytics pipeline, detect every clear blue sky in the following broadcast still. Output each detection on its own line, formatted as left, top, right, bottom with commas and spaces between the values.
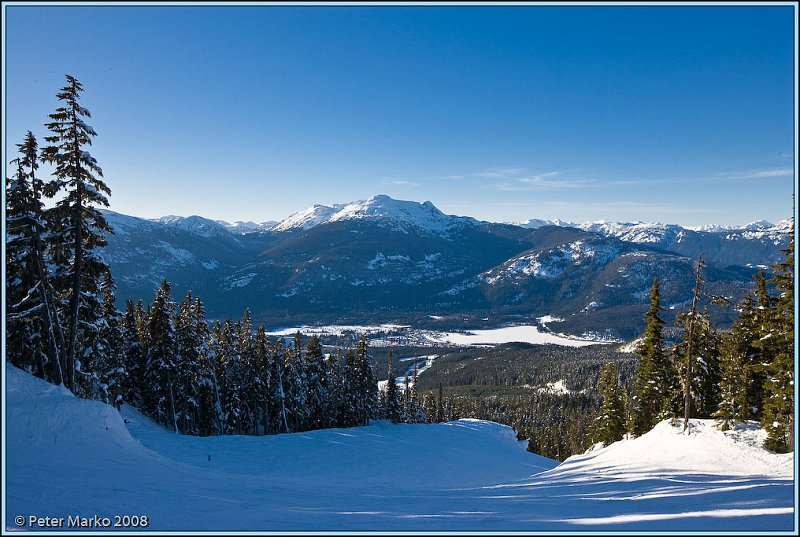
4, 3, 796, 227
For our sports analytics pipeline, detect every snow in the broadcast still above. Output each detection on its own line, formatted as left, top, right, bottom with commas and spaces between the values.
617, 337, 644, 353
155, 241, 196, 265
270, 195, 478, 235
536, 379, 576, 395
151, 215, 231, 238
5, 365, 795, 531
264, 323, 608, 348
425, 325, 607, 347
484, 241, 620, 285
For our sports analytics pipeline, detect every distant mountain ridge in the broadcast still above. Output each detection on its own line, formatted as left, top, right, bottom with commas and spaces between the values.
101, 196, 792, 339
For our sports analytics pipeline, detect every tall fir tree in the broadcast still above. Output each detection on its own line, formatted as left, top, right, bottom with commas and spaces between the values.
761, 239, 794, 452
593, 362, 626, 445
384, 350, 402, 423
92, 273, 125, 409
714, 332, 749, 430
41, 74, 112, 393
355, 335, 377, 426
6, 132, 66, 384
305, 335, 330, 430
632, 278, 677, 435
143, 280, 179, 431
174, 292, 203, 434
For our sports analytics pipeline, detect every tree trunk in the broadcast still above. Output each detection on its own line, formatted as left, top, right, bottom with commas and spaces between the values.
683, 257, 703, 433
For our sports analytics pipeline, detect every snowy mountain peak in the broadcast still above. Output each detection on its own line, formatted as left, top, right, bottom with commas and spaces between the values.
272, 195, 476, 234
151, 215, 231, 237
216, 220, 278, 234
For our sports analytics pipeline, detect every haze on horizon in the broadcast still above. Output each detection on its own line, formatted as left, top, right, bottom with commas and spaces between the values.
3, 3, 796, 228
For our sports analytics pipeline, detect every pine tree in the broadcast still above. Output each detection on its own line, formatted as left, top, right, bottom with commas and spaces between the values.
423, 392, 436, 423
730, 292, 767, 419
284, 332, 310, 431
355, 335, 377, 426
437, 381, 444, 423
253, 325, 273, 434
93, 273, 126, 409
632, 278, 677, 435
593, 362, 626, 445
341, 349, 360, 427
305, 335, 329, 430
174, 292, 203, 434
675, 256, 728, 432
120, 300, 146, 407
42, 74, 112, 393
384, 350, 402, 423
143, 280, 179, 431
761, 239, 794, 452
6, 132, 66, 384
191, 298, 219, 436
218, 319, 244, 434
714, 332, 749, 430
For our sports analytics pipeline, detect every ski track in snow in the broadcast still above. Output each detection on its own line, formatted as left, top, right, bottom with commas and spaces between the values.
5, 364, 795, 532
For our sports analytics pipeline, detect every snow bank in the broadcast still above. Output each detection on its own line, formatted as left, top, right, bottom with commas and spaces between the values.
5, 365, 794, 532
559, 418, 794, 478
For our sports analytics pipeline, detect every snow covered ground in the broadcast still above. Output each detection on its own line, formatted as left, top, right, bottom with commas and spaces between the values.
424, 324, 606, 347
5, 364, 796, 532
266, 322, 611, 348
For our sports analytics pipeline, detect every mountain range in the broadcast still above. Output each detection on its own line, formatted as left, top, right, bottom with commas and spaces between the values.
102, 195, 792, 340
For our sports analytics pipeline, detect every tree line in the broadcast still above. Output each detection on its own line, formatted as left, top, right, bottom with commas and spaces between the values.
592, 246, 795, 453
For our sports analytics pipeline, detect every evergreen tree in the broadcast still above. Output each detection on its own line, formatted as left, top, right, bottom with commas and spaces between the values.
423, 392, 437, 423
6, 132, 66, 384
761, 239, 794, 452
341, 349, 361, 427
407, 361, 427, 423
305, 335, 329, 430
675, 256, 728, 432
42, 74, 112, 393
237, 310, 257, 434
92, 273, 125, 409
174, 292, 202, 434
714, 332, 749, 430
253, 325, 273, 434
632, 279, 677, 435
120, 300, 146, 407
284, 332, 310, 431
354, 335, 377, 426
384, 350, 402, 423
272, 339, 291, 434
437, 381, 444, 423
218, 319, 244, 434
674, 308, 722, 420
730, 292, 767, 419
593, 362, 626, 445
191, 298, 219, 436
143, 280, 179, 431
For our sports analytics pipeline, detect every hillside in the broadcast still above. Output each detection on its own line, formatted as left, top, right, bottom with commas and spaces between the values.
5, 364, 794, 532
100, 196, 791, 338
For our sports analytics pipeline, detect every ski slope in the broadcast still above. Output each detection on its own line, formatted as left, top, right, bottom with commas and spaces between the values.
4, 364, 796, 532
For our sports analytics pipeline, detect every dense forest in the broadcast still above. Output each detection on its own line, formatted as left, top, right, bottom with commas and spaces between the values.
6, 74, 796, 462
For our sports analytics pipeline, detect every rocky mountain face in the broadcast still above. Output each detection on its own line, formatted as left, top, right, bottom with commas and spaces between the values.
102, 196, 792, 339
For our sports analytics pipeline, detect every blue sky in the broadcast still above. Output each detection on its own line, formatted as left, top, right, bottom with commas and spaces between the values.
3, 3, 796, 227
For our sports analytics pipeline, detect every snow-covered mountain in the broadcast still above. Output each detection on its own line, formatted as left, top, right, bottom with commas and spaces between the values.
100, 196, 791, 337
271, 194, 480, 235
6, 363, 793, 531
216, 219, 278, 234
151, 214, 232, 238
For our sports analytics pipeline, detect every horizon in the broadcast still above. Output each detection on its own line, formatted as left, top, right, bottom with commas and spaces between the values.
102, 192, 794, 230
4, 2, 797, 228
